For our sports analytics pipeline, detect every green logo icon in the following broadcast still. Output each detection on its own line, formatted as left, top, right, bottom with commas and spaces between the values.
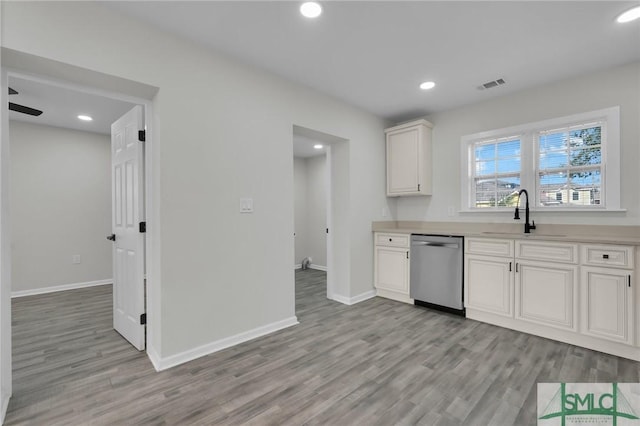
539, 383, 639, 425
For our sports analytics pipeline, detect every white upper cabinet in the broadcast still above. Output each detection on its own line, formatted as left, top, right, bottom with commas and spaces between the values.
385, 119, 433, 196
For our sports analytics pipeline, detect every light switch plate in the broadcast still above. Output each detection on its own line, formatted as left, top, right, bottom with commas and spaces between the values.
72, 255, 81, 264
240, 198, 253, 213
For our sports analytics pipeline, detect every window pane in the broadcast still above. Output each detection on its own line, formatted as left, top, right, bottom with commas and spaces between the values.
540, 151, 567, 170
496, 140, 520, 158
474, 177, 520, 208
475, 144, 495, 161
497, 157, 520, 174
474, 192, 496, 208
569, 126, 601, 149
569, 169, 601, 206
570, 147, 601, 166
539, 132, 566, 153
475, 160, 495, 176
539, 171, 568, 206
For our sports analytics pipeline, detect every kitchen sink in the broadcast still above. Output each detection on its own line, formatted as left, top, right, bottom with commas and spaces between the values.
481, 231, 566, 238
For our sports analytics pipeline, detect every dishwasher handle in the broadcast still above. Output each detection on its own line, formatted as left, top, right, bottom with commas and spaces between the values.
412, 241, 460, 249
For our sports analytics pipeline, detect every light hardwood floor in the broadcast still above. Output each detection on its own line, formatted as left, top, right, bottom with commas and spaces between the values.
6, 269, 639, 425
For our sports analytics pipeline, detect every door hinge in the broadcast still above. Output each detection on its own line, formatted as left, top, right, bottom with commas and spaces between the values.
140, 313, 147, 325
138, 130, 146, 142
139, 221, 147, 233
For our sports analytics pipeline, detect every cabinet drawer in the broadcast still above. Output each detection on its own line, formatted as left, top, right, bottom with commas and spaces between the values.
516, 241, 578, 264
581, 244, 634, 269
465, 238, 514, 257
375, 233, 410, 248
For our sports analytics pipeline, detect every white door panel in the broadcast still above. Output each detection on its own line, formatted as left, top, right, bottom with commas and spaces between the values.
111, 105, 145, 351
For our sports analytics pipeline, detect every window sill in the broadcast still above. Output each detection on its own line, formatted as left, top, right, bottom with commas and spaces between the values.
460, 208, 627, 214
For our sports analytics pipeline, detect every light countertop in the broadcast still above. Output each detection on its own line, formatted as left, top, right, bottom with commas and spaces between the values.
372, 221, 640, 246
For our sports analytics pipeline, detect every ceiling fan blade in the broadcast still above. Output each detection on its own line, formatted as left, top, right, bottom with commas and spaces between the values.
8, 87, 18, 95
9, 102, 43, 116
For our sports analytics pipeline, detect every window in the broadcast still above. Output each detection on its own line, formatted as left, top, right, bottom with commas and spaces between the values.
461, 107, 620, 212
471, 137, 521, 208
538, 122, 603, 207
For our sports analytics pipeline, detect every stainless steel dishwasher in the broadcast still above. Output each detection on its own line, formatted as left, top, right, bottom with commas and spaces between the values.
410, 234, 464, 316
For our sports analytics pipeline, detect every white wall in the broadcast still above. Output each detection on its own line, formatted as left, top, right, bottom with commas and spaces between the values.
396, 61, 640, 225
293, 155, 327, 269
306, 155, 327, 268
1, 2, 389, 362
293, 157, 307, 266
9, 121, 112, 294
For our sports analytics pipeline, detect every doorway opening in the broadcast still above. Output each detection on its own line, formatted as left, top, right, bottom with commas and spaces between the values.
292, 125, 348, 312
2, 69, 155, 408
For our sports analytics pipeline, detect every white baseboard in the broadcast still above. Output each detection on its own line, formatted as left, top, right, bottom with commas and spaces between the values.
11, 279, 112, 298
332, 290, 376, 306
294, 264, 326, 271
152, 316, 299, 371
146, 344, 162, 372
0, 387, 11, 425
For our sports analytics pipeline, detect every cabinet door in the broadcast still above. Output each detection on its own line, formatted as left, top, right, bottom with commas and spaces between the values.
515, 261, 578, 331
465, 254, 513, 317
387, 129, 420, 195
581, 267, 633, 345
374, 246, 409, 294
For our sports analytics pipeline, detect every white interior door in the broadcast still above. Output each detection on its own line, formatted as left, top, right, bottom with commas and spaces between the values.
110, 105, 145, 350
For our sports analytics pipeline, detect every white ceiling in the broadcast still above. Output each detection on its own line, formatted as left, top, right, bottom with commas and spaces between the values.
8, 2, 639, 132
105, 1, 640, 122
293, 134, 327, 158
8, 76, 136, 135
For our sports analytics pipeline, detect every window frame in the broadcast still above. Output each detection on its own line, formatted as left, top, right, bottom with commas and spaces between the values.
460, 106, 620, 212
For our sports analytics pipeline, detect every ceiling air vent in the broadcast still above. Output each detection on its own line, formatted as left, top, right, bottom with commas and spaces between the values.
478, 78, 506, 90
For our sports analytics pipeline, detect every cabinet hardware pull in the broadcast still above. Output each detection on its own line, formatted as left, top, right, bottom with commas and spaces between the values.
406, 251, 409, 259
602, 254, 609, 259
515, 263, 519, 273
629, 275, 632, 287
389, 238, 392, 242
509, 262, 512, 272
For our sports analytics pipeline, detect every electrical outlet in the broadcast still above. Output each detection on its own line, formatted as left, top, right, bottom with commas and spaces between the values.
72, 255, 81, 264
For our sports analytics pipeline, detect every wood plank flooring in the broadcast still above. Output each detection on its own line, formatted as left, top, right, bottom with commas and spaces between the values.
6, 269, 639, 425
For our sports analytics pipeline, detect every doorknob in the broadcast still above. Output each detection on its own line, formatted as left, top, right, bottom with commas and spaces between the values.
107, 234, 116, 242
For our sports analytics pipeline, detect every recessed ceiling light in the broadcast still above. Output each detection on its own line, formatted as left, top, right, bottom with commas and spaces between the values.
616, 5, 640, 23
300, 2, 322, 18
420, 81, 436, 90
77, 115, 93, 121
313, 144, 323, 149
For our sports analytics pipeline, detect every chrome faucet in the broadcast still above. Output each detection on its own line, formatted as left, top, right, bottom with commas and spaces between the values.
514, 189, 536, 234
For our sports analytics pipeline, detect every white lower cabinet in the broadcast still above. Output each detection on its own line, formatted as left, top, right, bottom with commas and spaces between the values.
374, 233, 412, 304
465, 254, 513, 317
515, 260, 578, 331
581, 266, 633, 345
464, 237, 637, 361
